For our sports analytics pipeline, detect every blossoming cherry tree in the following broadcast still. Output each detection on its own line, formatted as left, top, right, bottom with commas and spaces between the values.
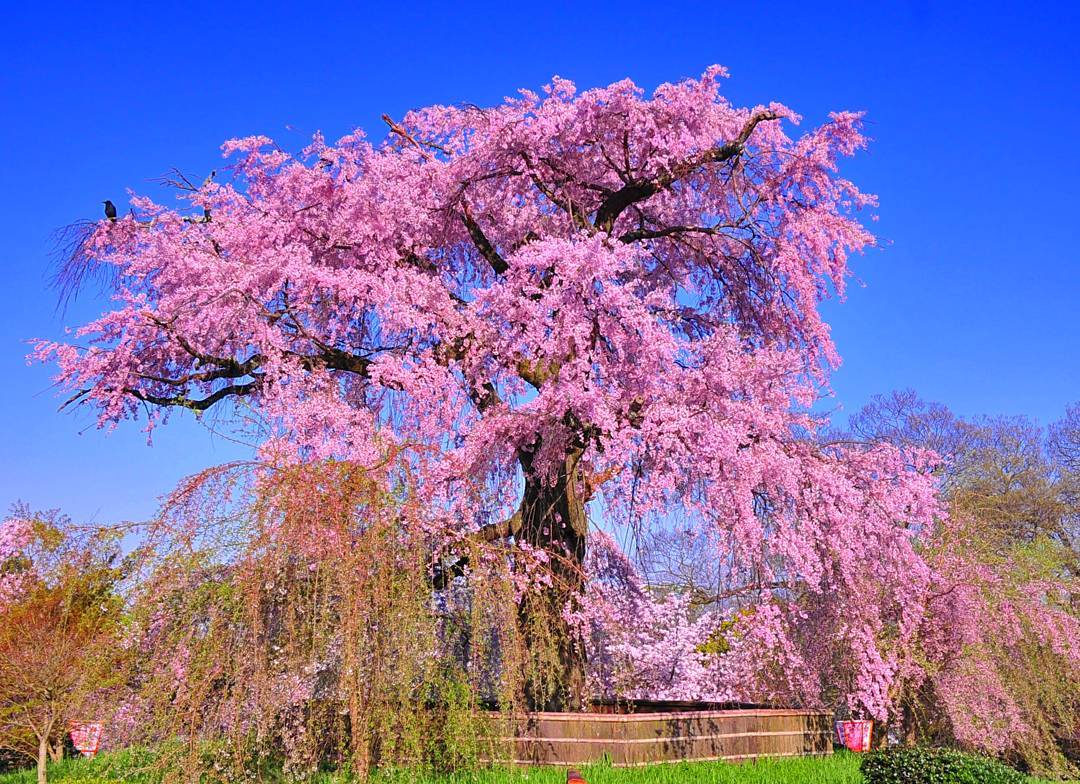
40, 68, 939, 711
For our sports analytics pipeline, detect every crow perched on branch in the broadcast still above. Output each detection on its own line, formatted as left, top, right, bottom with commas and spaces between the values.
103, 200, 117, 222
201, 170, 215, 222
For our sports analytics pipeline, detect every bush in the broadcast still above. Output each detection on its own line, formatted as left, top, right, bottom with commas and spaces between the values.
861, 746, 1027, 784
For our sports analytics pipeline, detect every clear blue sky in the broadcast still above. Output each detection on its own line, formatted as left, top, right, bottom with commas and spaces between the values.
2, 1, 1077, 526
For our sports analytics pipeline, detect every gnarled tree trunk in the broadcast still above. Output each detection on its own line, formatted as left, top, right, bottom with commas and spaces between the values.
516, 448, 589, 712
434, 445, 593, 712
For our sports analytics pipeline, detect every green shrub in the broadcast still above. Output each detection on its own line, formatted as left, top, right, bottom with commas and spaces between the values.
861, 746, 1027, 784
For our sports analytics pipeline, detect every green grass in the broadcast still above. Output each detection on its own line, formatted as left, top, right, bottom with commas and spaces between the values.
363, 754, 866, 783
1, 751, 863, 784
0, 746, 158, 784
386, 755, 863, 783
0, 749, 1066, 784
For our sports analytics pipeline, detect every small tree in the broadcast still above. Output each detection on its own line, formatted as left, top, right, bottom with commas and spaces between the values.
0, 512, 123, 784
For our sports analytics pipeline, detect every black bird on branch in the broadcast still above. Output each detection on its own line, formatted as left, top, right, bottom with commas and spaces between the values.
201, 170, 215, 223
103, 200, 117, 222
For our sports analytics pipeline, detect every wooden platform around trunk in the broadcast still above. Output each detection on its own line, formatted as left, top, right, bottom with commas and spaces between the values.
494, 708, 834, 767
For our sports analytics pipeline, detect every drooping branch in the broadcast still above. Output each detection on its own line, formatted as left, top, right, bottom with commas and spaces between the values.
594, 110, 780, 233
148, 315, 252, 372
118, 324, 375, 413
136, 354, 265, 388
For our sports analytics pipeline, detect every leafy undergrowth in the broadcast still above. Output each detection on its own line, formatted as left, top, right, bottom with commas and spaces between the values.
0, 749, 1067, 784
862, 746, 1048, 784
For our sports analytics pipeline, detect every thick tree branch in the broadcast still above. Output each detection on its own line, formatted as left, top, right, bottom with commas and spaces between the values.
137, 354, 265, 387
126, 380, 260, 411
300, 347, 371, 376
473, 508, 524, 542
515, 357, 559, 389
594, 111, 780, 233
618, 224, 725, 244
383, 109, 512, 283
431, 507, 523, 589
460, 203, 509, 275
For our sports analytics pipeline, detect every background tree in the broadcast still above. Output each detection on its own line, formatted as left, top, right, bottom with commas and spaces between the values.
38, 67, 939, 711
0, 510, 124, 784
851, 391, 1080, 776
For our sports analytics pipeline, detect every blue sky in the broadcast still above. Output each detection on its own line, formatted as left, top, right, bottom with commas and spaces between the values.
2, 0, 1077, 526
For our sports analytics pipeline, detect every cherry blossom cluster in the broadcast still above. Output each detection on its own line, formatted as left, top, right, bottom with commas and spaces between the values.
0, 516, 35, 605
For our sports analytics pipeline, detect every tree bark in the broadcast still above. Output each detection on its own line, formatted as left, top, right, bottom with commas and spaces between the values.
516, 448, 589, 712
902, 700, 918, 746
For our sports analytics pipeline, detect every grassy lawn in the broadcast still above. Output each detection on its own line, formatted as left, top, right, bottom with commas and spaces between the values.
389, 756, 864, 783
0, 752, 862, 784
0, 749, 1066, 784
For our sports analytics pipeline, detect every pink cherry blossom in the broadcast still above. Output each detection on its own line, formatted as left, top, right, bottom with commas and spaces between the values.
37, 68, 941, 714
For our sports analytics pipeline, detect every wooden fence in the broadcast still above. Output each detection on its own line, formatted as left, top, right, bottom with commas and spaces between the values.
493, 708, 834, 767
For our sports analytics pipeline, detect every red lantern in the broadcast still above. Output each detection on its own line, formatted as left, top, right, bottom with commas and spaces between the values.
69, 722, 103, 758
835, 720, 873, 752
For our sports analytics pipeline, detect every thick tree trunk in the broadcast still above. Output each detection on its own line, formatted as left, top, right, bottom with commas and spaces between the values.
37, 732, 49, 784
516, 449, 589, 712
